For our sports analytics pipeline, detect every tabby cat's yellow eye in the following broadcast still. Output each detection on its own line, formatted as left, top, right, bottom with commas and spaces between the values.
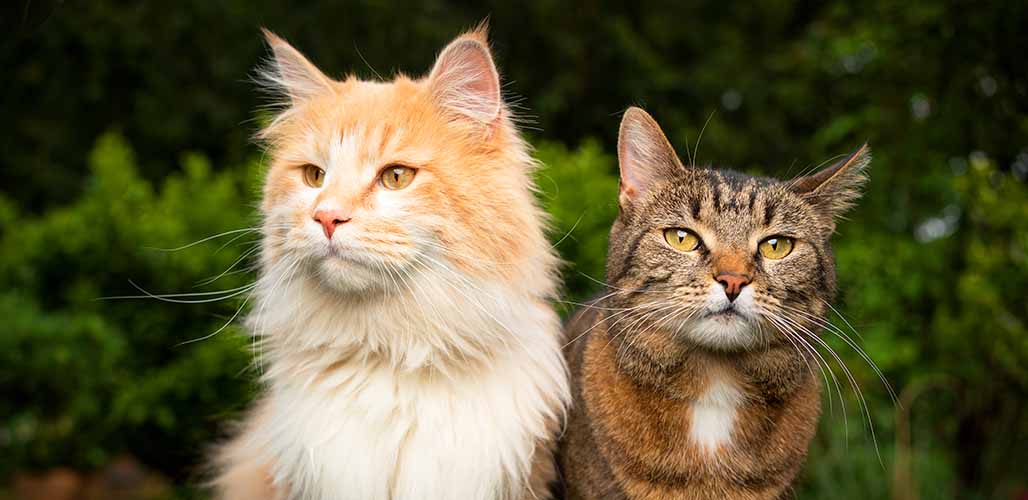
302, 164, 325, 187
663, 228, 701, 252
381, 165, 416, 190
759, 236, 794, 260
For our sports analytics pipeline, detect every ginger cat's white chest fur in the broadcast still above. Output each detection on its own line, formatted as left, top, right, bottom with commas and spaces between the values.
216, 271, 567, 500
256, 348, 557, 499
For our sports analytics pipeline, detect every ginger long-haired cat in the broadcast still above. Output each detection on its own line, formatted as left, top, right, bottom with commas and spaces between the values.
212, 27, 568, 500
559, 108, 872, 499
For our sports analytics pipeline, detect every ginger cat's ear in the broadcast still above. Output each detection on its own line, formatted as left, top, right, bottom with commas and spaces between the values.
428, 28, 502, 128
789, 144, 871, 218
261, 28, 334, 103
617, 107, 686, 207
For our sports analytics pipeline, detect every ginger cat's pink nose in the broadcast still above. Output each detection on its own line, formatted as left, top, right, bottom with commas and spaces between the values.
313, 209, 351, 239
716, 273, 751, 302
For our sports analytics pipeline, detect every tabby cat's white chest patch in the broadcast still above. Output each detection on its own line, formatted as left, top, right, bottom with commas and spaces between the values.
689, 375, 744, 454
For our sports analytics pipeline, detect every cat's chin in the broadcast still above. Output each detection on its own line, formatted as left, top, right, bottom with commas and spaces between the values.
675, 314, 762, 351
312, 257, 389, 295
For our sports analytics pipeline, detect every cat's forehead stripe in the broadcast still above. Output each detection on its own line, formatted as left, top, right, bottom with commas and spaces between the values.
697, 173, 771, 219
762, 198, 777, 226
689, 196, 702, 220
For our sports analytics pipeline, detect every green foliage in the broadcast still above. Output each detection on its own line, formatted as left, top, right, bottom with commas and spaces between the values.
0, 134, 257, 480
806, 154, 1028, 499
534, 139, 619, 304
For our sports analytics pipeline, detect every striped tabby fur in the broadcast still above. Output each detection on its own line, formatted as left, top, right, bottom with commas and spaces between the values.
558, 107, 870, 500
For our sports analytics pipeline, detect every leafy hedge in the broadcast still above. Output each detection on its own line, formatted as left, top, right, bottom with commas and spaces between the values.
0, 134, 257, 480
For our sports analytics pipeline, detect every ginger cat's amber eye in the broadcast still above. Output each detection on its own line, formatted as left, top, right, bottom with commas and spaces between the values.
663, 228, 701, 252
302, 164, 325, 188
381, 165, 416, 190
759, 236, 794, 260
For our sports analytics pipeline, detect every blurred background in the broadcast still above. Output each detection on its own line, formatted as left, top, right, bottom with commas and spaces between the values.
1, 1, 1026, 499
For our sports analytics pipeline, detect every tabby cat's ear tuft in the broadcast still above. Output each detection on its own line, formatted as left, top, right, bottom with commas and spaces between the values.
260, 29, 335, 103
790, 143, 871, 217
617, 107, 686, 206
428, 27, 502, 127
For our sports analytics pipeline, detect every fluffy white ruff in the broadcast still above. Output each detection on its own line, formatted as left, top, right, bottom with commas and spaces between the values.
232, 258, 568, 500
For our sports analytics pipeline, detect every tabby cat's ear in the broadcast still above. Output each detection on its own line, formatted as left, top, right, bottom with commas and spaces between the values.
789, 144, 871, 217
261, 29, 335, 103
428, 27, 502, 128
617, 107, 686, 206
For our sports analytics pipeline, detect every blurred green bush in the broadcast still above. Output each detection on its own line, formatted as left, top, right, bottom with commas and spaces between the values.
0, 134, 259, 485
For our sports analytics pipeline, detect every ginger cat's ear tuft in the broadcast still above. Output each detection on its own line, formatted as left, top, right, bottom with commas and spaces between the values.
428, 29, 502, 127
260, 28, 334, 103
617, 107, 686, 207
789, 144, 871, 218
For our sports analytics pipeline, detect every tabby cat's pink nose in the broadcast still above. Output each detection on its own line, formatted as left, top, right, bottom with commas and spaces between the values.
313, 209, 351, 239
716, 273, 751, 302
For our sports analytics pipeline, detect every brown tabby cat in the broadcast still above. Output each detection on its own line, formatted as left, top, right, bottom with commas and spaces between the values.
558, 107, 871, 499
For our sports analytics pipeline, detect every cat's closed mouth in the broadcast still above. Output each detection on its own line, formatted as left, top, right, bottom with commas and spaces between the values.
704, 306, 743, 320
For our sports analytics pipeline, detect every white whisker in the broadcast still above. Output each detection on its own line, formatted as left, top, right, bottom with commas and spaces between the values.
102, 280, 256, 304
780, 302, 897, 404
177, 289, 255, 346
775, 312, 883, 465
144, 227, 263, 252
